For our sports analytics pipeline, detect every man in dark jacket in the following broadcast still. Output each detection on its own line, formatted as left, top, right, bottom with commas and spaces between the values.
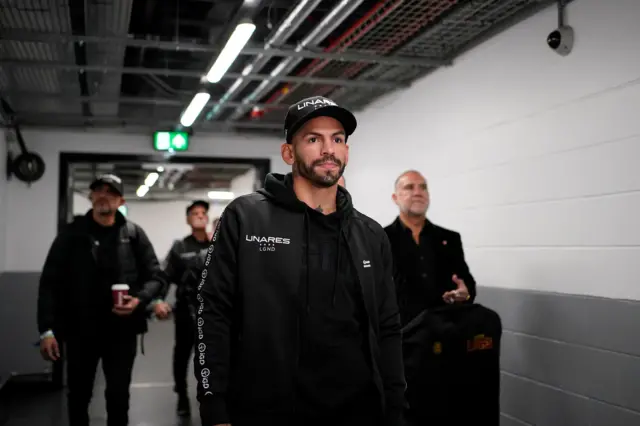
195, 96, 405, 426
37, 174, 167, 426
384, 170, 476, 327
385, 170, 480, 425
153, 199, 212, 417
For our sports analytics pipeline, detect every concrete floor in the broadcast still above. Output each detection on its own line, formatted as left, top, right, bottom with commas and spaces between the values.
0, 320, 198, 426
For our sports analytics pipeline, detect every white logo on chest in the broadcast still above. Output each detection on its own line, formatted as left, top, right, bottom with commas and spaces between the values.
245, 235, 291, 252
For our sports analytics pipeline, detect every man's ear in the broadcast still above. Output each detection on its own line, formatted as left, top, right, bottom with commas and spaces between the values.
391, 193, 398, 204
118, 197, 125, 207
281, 143, 294, 165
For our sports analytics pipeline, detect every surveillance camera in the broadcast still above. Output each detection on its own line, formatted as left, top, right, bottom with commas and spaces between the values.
547, 25, 574, 56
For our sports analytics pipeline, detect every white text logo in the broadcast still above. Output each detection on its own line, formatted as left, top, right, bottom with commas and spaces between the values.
245, 235, 291, 252
297, 98, 337, 110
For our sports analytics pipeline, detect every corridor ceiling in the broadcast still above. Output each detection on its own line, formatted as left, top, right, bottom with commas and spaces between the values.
71, 161, 254, 200
0, 0, 555, 136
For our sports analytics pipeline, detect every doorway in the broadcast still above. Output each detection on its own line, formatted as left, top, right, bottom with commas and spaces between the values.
50, 152, 269, 388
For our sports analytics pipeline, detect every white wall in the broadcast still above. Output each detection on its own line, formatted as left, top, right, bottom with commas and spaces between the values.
5, 130, 285, 271
0, 129, 7, 273
230, 167, 258, 197
348, 0, 640, 300
72, 192, 92, 215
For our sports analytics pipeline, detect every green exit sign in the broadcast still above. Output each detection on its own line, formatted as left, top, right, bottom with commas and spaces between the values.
153, 131, 189, 152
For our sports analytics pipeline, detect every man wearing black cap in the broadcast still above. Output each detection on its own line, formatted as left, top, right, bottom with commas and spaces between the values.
154, 199, 212, 417
195, 96, 406, 426
37, 174, 167, 426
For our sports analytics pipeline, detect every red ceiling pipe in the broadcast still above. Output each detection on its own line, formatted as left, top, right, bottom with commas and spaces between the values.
260, 0, 393, 107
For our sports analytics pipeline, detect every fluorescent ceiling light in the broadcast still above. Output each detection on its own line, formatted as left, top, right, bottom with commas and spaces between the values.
136, 185, 149, 198
144, 172, 160, 187
180, 92, 211, 127
206, 21, 256, 83
208, 190, 235, 200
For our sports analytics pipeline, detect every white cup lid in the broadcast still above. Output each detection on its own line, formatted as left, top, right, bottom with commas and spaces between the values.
111, 284, 130, 291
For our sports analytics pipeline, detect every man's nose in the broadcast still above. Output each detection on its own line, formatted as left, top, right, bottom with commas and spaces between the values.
321, 138, 336, 155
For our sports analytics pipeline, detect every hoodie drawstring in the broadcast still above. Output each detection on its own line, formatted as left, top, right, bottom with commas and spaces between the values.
331, 226, 343, 308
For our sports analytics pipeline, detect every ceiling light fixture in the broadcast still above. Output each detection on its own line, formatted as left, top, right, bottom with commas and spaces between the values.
136, 185, 149, 197
180, 91, 211, 127
206, 20, 256, 84
144, 172, 160, 187
208, 190, 235, 201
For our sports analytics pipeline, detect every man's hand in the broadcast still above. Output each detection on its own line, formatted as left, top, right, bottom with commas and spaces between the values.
153, 301, 172, 320
442, 274, 470, 304
112, 295, 140, 316
40, 336, 60, 361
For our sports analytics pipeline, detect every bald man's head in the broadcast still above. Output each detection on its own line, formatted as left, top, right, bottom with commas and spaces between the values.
392, 170, 429, 216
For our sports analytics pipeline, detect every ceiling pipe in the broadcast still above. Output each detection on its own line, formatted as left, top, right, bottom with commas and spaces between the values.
203, 0, 324, 121
224, 0, 366, 123
262, 0, 403, 112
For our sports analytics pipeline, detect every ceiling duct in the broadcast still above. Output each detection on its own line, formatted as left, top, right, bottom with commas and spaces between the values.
85, 0, 134, 117
204, 0, 324, 121
223, 0, 366, 123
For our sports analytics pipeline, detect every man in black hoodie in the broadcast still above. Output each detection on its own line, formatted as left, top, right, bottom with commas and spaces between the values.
195, 96, 405, 426
37, 174, 167, 426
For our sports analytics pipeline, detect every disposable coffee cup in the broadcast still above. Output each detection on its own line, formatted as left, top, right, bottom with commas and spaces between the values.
111, 284, 130, 307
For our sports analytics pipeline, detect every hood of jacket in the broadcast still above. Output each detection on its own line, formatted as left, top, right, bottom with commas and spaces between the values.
258, 172, 354, 218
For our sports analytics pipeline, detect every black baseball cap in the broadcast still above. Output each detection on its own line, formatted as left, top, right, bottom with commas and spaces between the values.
89, 174, 124, 196
284, 96, 357, 144
186, 199, 210, 215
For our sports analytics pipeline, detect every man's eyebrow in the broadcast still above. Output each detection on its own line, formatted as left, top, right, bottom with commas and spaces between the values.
303, 130, 345, 137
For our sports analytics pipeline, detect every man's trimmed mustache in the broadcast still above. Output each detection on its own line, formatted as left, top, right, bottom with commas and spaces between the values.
313, 155, 341, 167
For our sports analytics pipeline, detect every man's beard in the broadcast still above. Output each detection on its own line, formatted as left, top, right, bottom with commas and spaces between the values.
294, 151, 345, 188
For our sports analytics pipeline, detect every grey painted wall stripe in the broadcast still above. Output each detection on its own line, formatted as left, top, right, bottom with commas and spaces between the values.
501, 412, 534, 426
477, 286, 640, 426
502, 329, 640, 359
501, 331, 640, 412
478, 286, 640, 356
